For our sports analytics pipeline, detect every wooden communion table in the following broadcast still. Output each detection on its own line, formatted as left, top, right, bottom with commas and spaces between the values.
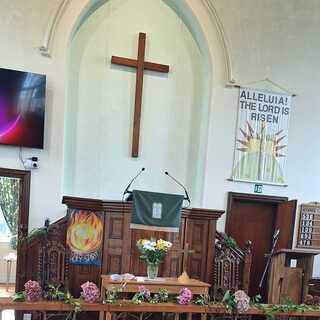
100, 275, 210, 319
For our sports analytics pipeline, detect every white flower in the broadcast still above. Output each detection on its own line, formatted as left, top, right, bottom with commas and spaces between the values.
164, 241, 172, 248
143, 244, 156, 251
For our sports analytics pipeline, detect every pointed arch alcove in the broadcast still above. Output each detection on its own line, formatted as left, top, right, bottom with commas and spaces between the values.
63, 0, 212, 206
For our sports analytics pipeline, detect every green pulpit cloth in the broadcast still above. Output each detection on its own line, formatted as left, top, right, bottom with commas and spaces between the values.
130, 190, 184, 232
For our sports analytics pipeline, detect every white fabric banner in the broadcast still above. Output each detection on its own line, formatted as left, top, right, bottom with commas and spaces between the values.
232, 87, 292, 185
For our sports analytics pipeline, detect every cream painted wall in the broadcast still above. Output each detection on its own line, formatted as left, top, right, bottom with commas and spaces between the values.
0, 0, 319, 275
0, 0, 68, 229
64, 0, 207, 203
201, 0, 320, 275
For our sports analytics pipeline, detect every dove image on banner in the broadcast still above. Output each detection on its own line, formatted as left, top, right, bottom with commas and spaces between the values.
130, 190, 184, 232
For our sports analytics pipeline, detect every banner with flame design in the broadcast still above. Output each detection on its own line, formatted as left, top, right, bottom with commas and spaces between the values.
66, 209, 104, 265
232, 87, 292, 185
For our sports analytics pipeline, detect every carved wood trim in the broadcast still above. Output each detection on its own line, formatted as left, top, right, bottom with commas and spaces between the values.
0, 167, 31, 292
62, 196, 224, 220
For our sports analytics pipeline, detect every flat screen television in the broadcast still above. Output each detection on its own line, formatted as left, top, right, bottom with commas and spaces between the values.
0, 67, 46, 149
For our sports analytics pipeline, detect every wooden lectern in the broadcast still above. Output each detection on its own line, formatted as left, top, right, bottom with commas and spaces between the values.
268, 249, 317, 304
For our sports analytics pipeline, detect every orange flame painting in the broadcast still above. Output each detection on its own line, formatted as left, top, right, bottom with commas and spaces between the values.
66, 210, 103, 264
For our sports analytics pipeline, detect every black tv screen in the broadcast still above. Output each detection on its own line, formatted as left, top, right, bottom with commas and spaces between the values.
0, 67, 46, 149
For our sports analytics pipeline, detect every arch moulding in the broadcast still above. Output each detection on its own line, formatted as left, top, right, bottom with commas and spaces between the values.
37, 0, 236, 84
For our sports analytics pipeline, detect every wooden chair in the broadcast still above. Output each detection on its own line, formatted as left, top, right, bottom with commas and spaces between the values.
38, 225, 70, 320
210, 232, 252, 320
38, 239, 69, 290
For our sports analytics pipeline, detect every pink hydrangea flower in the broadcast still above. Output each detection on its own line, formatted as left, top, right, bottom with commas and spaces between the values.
177, 288, 192, 305
234, 290, 250, 313
313, 295, 320, 305
138, 285, 151, 300
305, 294, 314, 305
24, 280, 42, 302
80, 281, 100, 303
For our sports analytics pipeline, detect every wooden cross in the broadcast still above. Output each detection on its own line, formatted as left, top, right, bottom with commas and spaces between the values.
111, 32, 170, 158
178, 243, 195, 282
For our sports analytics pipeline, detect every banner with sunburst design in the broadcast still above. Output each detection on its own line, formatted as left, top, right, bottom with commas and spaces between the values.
66, 209, 104, 265
232, 87, 292, 185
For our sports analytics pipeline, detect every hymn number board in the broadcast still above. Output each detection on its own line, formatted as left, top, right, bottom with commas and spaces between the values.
297, 204, 320, 249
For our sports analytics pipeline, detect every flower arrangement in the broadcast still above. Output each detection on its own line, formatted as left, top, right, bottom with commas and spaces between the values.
234, 290, 250, 313
177, 288, 193, 305
137, 239, 172, 278
222, 290, 250, 314
43, 284, 65, 301
132, 285, 151, 304
132, 287, 171, 304
80, 281, 100, 303
24, 280, 42, 302
151, 288, 169, 303
137, 239, 172, 264
305, 294, 320, 305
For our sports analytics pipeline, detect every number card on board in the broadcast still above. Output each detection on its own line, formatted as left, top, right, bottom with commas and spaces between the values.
297, 204, 320, 250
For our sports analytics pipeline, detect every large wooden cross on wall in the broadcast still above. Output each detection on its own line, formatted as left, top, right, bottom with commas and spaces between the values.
111, 32, 170, 158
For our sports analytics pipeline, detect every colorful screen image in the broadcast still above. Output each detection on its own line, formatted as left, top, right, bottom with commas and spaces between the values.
0, 67, 46, 149
66, 209, 104, 266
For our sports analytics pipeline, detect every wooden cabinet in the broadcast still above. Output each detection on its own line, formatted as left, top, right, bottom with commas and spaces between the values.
268, 249, 316, 304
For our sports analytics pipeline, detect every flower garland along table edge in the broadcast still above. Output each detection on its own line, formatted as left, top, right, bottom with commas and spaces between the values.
2, 298, 320, 317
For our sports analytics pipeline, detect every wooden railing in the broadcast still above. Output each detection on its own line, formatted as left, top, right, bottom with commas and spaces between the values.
0, 298, 320, 318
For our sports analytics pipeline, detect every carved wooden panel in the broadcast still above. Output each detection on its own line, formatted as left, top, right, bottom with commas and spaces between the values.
185, 219, 209, 280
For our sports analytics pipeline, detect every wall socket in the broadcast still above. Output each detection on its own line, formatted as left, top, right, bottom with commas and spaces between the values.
23, 314, 32, 320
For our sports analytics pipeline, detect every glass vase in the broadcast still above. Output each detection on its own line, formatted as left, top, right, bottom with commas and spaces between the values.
147, 263, 159, 279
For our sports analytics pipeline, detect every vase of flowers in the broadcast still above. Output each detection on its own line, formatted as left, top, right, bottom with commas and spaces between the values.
137, 239, 172, 279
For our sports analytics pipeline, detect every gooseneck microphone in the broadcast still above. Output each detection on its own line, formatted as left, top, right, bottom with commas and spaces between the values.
165, 171, 191, 207
123, 167, 145, 201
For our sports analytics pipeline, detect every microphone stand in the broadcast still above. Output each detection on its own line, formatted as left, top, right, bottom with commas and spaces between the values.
165, 171, 191, 207
122, 168, 145, 201
259, 228, 280, 289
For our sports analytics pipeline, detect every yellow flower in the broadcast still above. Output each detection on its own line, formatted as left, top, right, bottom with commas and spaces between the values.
156, 239, 172, 251
137, 239, 148, 246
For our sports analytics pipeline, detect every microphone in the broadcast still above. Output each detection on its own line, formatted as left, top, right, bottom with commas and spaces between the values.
123, 167, 145, 200
165, 171, 191, 207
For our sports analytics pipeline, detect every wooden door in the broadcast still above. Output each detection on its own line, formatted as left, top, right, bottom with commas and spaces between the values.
227, 193, 297, 301
275, 200, 297, 250
227, 195, 279, 299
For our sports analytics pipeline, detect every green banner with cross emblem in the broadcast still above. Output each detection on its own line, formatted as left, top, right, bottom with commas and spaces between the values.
130, 190, 184, 232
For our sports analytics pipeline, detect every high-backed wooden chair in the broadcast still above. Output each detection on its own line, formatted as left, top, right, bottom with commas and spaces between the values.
212, 232, 252, 300
210, 232, 252, 320
39, 240, 69, 290
22, 219, 69, 320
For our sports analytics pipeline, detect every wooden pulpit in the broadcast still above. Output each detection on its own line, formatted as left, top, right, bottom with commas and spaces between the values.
61, 197, 223, 294
268, 249, 317, 304
22, 196, 223, 300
